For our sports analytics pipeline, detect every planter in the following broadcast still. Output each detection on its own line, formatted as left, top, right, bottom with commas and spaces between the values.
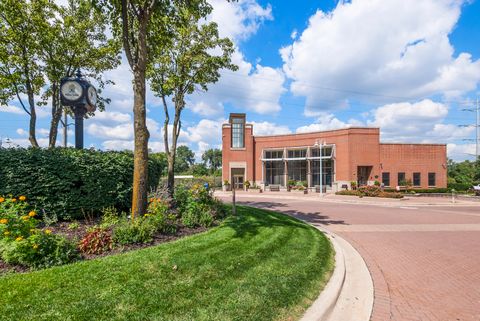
290, 189, 308, 194
247, 188, 262, 193
222, 185, 231, 192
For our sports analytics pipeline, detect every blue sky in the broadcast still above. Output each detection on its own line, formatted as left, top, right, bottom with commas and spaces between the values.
1, 0, 480, 161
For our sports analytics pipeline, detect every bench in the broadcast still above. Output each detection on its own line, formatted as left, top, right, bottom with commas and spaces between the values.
269, 185, 280, 192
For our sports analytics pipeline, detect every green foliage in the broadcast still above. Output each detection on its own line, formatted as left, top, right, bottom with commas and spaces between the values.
0, 148, 164, 220
78, 228, 113, 255
0, 195, 79, 268
202, 148, 222, 173
175, 146, 196, 173
188, 163, 209, 176
336, 186, 403, 199
174, 184, 224, 228
0, 196, 37, 239
99, 206, 121, 229
448, 159, 479, 187
112, 219, 156, 245
146, 198, 177, 234
0, 231, 79, 269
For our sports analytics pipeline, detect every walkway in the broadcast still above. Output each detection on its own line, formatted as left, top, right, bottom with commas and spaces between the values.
217, 192, 480, 321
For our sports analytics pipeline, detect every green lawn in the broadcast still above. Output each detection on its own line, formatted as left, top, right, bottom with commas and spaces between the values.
0, 206, 333, 321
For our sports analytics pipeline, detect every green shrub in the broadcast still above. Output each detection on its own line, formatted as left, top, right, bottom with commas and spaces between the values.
0, 230, 79, 269
0, 148, 164, 220
146, 198, 177, 234
112, 219, 156, 245
336, 190, 360, 196
175, 184, 220, 228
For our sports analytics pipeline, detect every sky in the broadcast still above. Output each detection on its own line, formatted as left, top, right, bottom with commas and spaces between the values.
1, 0, 480, 161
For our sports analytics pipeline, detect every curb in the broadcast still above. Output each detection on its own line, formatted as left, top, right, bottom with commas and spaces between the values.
301, 226, 374, 321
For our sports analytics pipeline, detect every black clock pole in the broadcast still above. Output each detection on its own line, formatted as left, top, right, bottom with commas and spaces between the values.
74, 106, 86, 149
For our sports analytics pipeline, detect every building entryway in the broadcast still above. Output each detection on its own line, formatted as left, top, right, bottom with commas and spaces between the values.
357, 166, 372, 186
231, 168, 245, 190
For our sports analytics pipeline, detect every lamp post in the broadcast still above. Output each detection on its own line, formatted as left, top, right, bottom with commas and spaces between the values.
315, 140, 326, 197
60, 69, 97, 149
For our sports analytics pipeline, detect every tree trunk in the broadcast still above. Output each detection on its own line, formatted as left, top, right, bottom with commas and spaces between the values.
130, 16, 150, 220
167, 153, 175, 199
27, 90, 39, 148
48, 83, 62, 148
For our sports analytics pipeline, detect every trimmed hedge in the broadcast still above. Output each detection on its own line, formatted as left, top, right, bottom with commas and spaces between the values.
0, 148, 163, 220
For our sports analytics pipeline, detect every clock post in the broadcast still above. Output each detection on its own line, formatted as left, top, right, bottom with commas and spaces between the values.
60, 69, 97, 149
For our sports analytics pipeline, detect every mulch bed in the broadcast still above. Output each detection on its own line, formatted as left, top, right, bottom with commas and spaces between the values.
0, 218, 209, 276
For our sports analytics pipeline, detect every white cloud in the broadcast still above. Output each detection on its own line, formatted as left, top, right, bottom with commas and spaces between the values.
208, 0, 272, 42
251, 121, 291, 136
447, 143, 476, 161
367, 99, 449, 141
281, 0, 480, 115
0, 105, 24, 115
296, 114, 364, 133
188, 0, 285, 116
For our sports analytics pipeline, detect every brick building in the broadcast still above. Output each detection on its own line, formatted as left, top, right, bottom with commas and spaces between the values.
222, 113, 447, 191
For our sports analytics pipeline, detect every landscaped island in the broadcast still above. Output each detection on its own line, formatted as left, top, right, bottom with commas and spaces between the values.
0, 206, 333, 321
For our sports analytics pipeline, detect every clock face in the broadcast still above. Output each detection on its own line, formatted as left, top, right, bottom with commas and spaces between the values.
61, 81, 83, 101
87, 86, 97, 106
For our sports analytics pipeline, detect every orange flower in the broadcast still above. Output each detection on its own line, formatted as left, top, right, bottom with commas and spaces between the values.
0, 218, 7, 224
19, 196, 26, 201
15, 236, 23, 241
11, 198, 17, 202
0, 197, 4, 203
28, 211, 36, 217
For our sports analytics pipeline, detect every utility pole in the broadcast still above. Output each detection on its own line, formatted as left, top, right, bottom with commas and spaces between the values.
460, 97, 479, 162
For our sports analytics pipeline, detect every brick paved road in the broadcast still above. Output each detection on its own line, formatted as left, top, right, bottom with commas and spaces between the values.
219, 194, 480, 321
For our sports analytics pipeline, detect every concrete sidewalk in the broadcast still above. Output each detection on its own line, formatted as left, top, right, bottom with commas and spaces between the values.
215, 191, 480, 207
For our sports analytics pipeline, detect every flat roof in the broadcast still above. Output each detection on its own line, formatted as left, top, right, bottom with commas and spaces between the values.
253, 126, 380, 138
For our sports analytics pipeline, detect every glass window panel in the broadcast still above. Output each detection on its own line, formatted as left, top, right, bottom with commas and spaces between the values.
266, 161, 284, 186
231, 120, 244, 148
428, 172, 436, 186
413, 173, 421, 186
288, 160, 307, 182
398, 172, 406, 185
265, 150, 283, 159
311, 146, 332, 157
312, 159, 333, 187
382, 172, 390, 186
287, 149, 306, 158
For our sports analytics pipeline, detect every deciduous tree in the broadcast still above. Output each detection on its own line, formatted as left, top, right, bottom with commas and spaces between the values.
149, 4, 237, 198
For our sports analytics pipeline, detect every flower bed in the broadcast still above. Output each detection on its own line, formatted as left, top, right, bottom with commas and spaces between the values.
1, 185, 228, 274
336, 185, 403, 198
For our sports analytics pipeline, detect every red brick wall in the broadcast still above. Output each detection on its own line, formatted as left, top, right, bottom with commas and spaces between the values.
380, 144, 447, 188
222, 117, 447, 189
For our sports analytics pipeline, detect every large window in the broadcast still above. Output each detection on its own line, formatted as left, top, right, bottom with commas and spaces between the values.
231, 117, 245, 148
287, 149, 306, 158
398, 172, 406, 186
428, 172, 436, 186
312, 159, 333, 187
288, 160, 307, 182
265, 150, 283, 159
413, 173, 421, 186
265, 161, 284, 186
311, 146, 333, 158
382, 172, 390, 187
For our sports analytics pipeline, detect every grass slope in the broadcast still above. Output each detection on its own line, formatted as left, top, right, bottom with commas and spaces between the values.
0, 206, 333, 321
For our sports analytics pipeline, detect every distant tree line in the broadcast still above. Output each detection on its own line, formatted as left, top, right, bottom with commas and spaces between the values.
150, 147, 222, 177
447, 158, 480, 190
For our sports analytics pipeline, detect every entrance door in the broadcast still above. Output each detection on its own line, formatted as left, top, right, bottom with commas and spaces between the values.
233, 175, 244, 190
357, 166, 372, 186
231, 167, 245, 190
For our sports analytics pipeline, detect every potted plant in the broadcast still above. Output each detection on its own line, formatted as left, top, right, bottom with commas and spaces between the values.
351, 181, 357, 190
223, 180, 230, 192
244, 180, 250, 191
